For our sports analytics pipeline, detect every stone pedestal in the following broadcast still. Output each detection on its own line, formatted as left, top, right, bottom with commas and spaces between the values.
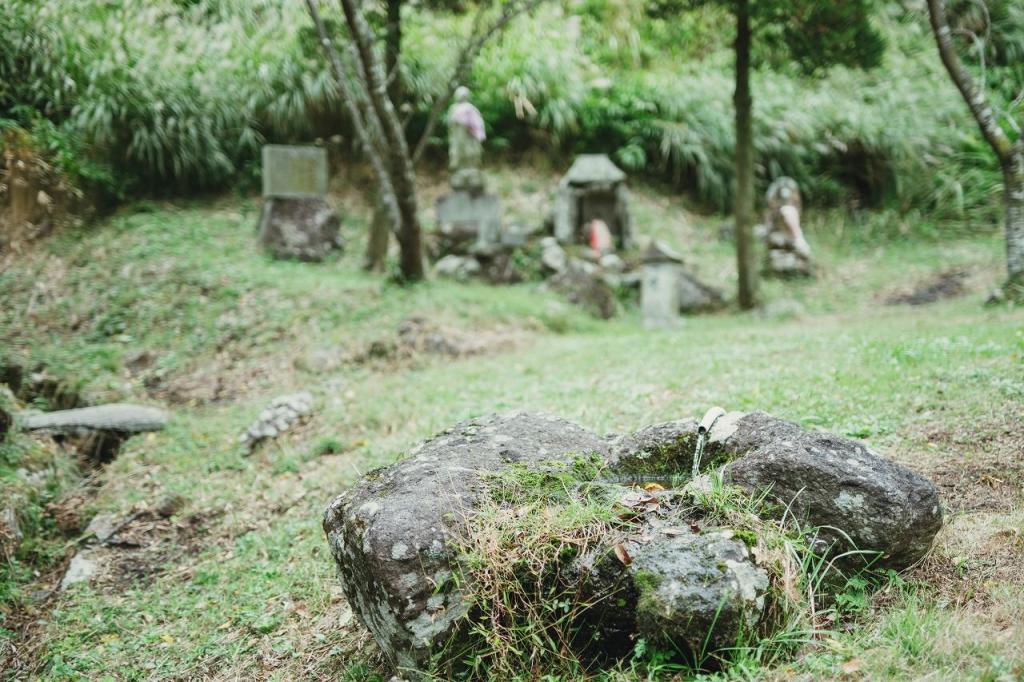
436, 190, 502, 254
258, 197, 341, 262
765, 232, 813, 278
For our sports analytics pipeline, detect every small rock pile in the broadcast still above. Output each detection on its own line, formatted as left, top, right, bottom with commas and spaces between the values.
240, 391, 314, 451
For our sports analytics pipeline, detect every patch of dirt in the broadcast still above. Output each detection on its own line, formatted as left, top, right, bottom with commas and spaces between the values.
87, 508, 215, 589
911, 418, 1024, 514
906, 513, 1024, 612
885, 269, 969, 306
351, 315, 528, 368
894, 413, 1024, 614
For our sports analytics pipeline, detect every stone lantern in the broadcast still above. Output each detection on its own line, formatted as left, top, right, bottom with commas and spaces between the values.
641, 240, 685, 327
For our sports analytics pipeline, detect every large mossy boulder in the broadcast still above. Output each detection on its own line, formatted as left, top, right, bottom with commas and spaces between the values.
322, 410, 942, 675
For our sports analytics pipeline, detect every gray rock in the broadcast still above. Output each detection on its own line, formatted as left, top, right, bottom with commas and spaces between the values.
435, 191, 502, 254
631, 531, 768, 653
22, 403, 168, 434
155, 493, 187, 518
61, 550, 99, 590
568, 527, 768, 662
677, 271, 725, 313
599, 253, 626, 272
717, 412, 942, 569
296, 346, 344, 373
85, 513, 121, 543
258, 197, 341, 262
323, 410, 941, 675
539, 237, 568, 274
547, 260, 620, 319
433, 254, 481, 281
604, 410, 941, 569
323, 412, 611, 672
766, 248, 812, 277
757, 298, 805, 320
606, 419, 700, 482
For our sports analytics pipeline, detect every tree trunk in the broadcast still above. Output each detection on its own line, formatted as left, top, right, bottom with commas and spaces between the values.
385, 0, 403, 107
392, 164, 425, 280
339, 0, 425, 280
365, 197, 391, 271
305, 0, 403, 267
733, 0, 757, 309
1006, 149, 1024, 292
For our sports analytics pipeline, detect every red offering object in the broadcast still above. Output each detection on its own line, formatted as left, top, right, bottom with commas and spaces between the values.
587, 219, 613, 252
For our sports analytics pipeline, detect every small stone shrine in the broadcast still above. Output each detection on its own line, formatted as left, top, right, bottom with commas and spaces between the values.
435, 87, 503, 254
553, 155, 633, 250
257, 145, 341, 261
761, 176, 812, 277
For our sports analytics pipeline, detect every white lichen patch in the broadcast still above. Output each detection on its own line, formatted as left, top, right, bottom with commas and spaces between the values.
391, 542, 413, 560
836, 490, 867, 513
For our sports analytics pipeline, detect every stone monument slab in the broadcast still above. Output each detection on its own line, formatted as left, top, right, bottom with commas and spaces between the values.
262, 145, 329, 199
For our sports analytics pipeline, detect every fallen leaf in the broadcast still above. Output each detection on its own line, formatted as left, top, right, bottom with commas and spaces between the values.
613, 542, 632, 566
160, 634, 175, 645
643, 482, 665, 492
841, 658, 861, 674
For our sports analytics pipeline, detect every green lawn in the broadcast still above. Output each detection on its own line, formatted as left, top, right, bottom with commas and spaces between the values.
2, 172, 1022, 680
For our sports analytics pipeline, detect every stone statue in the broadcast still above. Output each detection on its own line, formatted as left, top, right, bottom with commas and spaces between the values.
447, 86, 486, 192
762, 177, 813, 277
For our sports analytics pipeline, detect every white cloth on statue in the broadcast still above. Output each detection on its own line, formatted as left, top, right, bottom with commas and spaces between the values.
449, 102, 487, 142
779, 205, 810, 256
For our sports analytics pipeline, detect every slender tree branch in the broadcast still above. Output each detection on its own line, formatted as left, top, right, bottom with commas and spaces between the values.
336, 0, 425, 279
304, 0, 401, 230
926, 0, 1013, 162
337, 0, 411, 159
410, 0, 548, 165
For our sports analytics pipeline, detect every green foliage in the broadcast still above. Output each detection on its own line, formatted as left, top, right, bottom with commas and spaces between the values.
756, 0, 886, 74
0, 0, 1008, 224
